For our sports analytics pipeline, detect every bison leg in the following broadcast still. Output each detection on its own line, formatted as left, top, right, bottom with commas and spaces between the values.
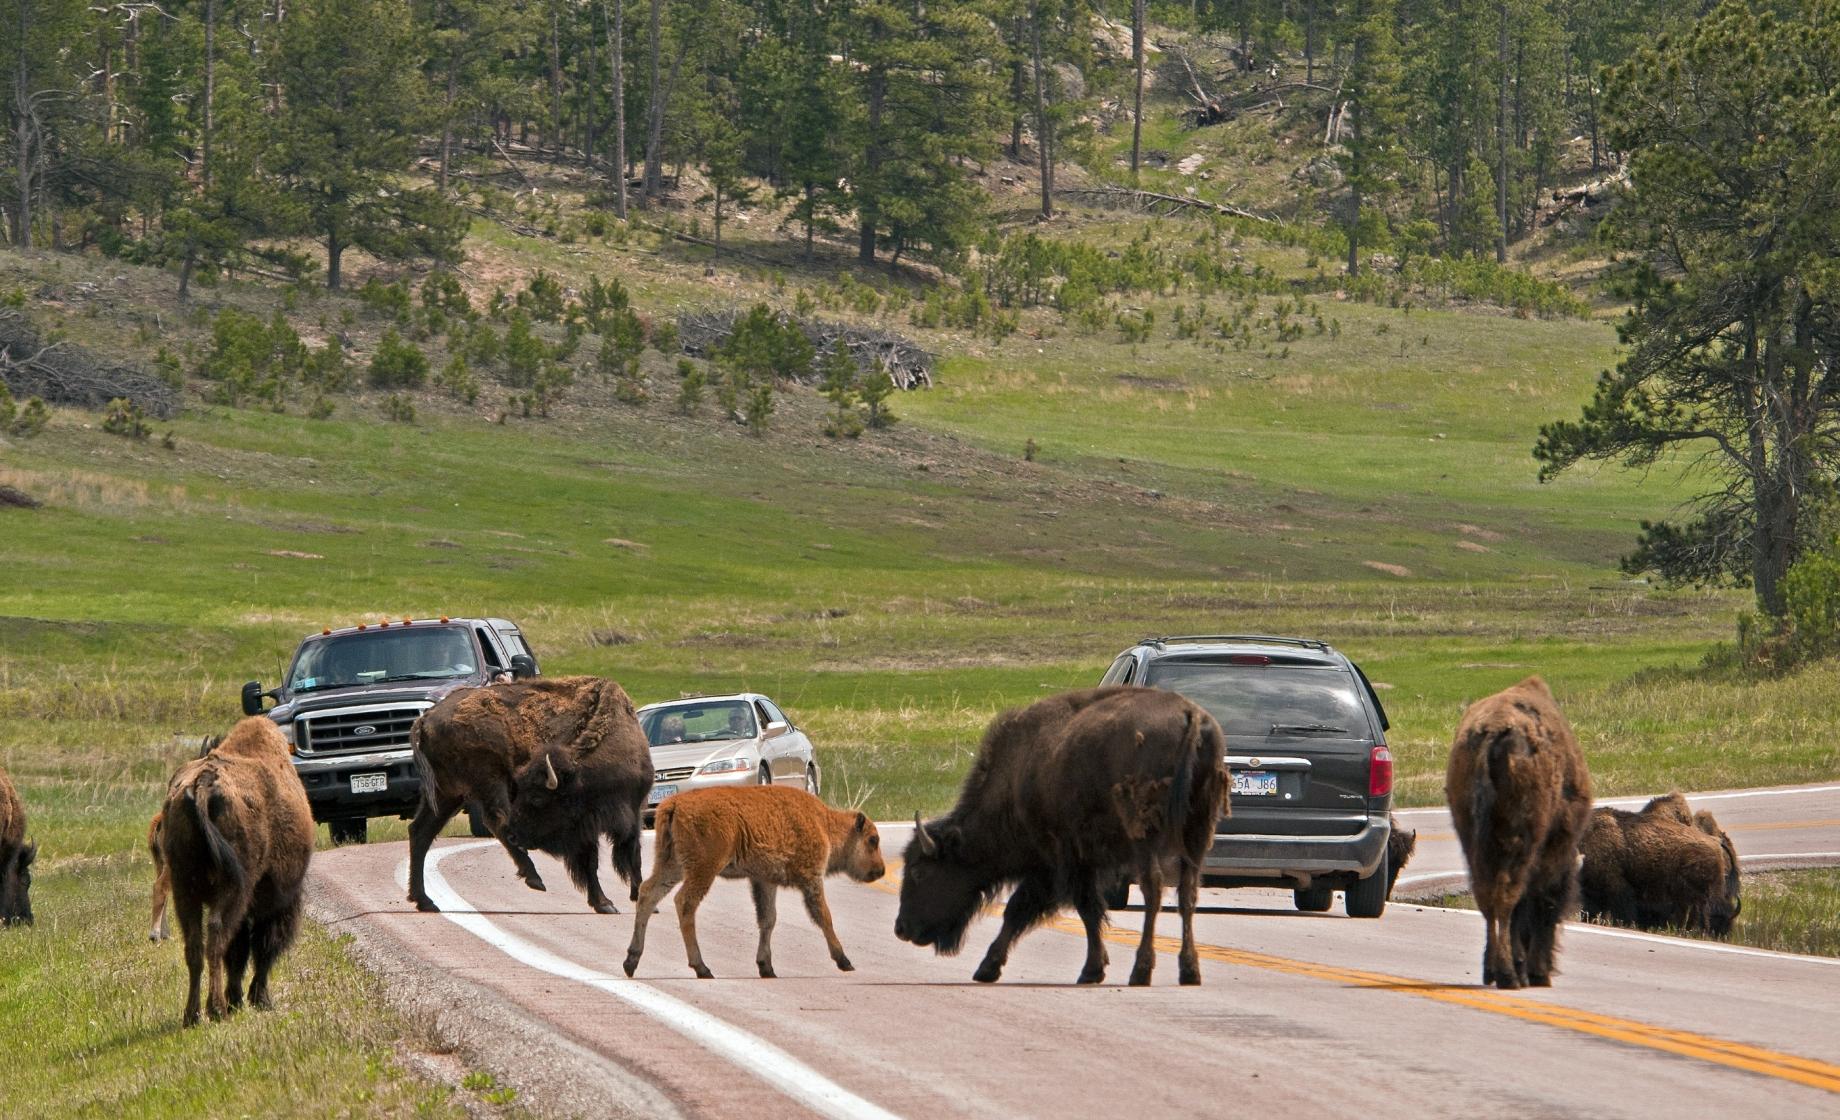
673, 867, 719, 979
1484, 909, 1522, 990
223, 922, 253, 1010
205, 897, 249, 1021
1129, 859, 1166, 987
1071, 877, 1111, 986
622, 859, 683, 977
972, 874, 1056, 984
248, 894, 303, 1010
611, 815, 644, 903
566, 845, 618, 914
751, 878, 780, 978
798, 881, 853, 973
407, 792, 466, 912
150, 867, 171, 943
474, 792, 547, 893
176, 894, 206, 1028
1176, 859, 1202, 986
1520, 868, 1574, 987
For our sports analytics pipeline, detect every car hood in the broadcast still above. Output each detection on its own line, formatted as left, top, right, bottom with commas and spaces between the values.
649, 738, 760, 771
269, 678, 484, 723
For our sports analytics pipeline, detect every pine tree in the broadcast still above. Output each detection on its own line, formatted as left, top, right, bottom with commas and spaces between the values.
1339, 0, 1407, 276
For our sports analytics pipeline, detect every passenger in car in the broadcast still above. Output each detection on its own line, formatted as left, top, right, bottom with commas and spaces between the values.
727, 708, 753, 738
660, 713, 687, 744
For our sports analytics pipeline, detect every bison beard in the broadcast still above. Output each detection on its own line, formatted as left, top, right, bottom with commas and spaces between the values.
408, 676, 653, 916
894, 687, 1227, 987
1445, 676, 1593, 990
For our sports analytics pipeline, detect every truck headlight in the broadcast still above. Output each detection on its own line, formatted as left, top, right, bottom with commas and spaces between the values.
278, 722, 296, 747
698, 757, 750, 775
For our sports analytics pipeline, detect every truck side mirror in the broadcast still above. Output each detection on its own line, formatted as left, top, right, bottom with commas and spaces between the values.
509, 654, 537, 679
241, 681, 267, 716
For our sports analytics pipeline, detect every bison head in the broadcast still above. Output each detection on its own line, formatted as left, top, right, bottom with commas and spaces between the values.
0, 841, 35, 927
833, 812, 886, 884
1694, 811, 1742, 936
504, 751, 590, 854
893, 815, 996, 955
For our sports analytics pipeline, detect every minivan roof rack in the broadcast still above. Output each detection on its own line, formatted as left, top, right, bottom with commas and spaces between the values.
1139, 634, 1330, 652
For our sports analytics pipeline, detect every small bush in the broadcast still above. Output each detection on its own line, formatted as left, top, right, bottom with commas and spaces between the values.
675, 359, 704, 415
1780, 544, 1840, 664
382, 393, 416, 423
368, 330, 429, 389
11, 396, 49, 437
358, 277, 412, 324
858, 359, 896, 430
650, 319, 679, 355
437, 355, 480, 404
517, 270, 567, 323
102, 397, 150, 440
502, 313, 546, 387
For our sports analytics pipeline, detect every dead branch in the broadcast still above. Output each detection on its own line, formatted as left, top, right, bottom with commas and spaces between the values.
630, 218, 781, 267
1055, 186, 1274, 224
0, 309, 179, 417
675, 308, 933, 390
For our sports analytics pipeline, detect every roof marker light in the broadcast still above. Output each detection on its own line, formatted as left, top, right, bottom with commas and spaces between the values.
322, 628, 331, 636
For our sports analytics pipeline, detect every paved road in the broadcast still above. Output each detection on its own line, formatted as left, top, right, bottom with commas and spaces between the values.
309, 783, 1840, 1120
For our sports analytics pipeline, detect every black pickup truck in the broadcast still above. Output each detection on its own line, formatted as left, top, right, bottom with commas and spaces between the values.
242, 616, 539, 844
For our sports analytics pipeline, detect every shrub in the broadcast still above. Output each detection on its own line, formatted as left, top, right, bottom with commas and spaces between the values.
358, 277, 412, 324
858, 359, 896, 430
368, 329, 429, 389
462, 321, 503, 369
516, 269, 567, 322
1781, 543, 1840, 663
10, 395, 49, 437
382, 393, 416, 423
102, 397, 150, 439
437, 355, 480, 404
421, 271, 473, 319
720, 303, 813, 383
650, 319, 678, 355
502, 313, 546, 387
742, 380, 775, 435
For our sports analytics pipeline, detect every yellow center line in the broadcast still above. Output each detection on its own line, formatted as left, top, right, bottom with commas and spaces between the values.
866, 863, 1840, 1095
1726, 817, 1840, 833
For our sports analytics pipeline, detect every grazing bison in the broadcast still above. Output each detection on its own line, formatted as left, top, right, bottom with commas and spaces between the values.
1, 765, 34, 927
1446, 676, 1593, 990
409, 676, 651, 914
159, 717, 315, 1025
1385, 814, 1418, 900
623, 786, 885, 979
895, 686, 1227, 987
1579, 793, 1741, 935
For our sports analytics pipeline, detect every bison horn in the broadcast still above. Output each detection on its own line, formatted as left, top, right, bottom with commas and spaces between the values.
913, 812, 937, 856
544, 753, 559, 790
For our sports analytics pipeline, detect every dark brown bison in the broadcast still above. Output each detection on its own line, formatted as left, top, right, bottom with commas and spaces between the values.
1579, 793, 1741, 935
159, 717, 315, 1025
409, 676, 651, 914
1385, 813, 1418, 899
895, 686, 1227, 987
623, 785, 886, 979
1446, 676, 1593, 990
1, 765, 34, 927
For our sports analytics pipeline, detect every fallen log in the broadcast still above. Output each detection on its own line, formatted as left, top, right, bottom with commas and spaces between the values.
1055, 186, 1275, 224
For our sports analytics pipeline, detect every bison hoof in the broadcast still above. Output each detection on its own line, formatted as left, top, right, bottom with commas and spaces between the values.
249, 990, 272, 1011
522, 874, 547, 892
592, 900, 620, 915
834, 957, 854, 973
413, 897, 441, 913
1179, 967, 1202, 987
182, 1011, 201, 1029
1126, 967, 1152, 987
1077, 969, 1107, 985
693, 965, 715, 980
622, 953, 640, 978
1493, 974, 1523, 991
972, 962, 1003, 984
758, 963, 778, 979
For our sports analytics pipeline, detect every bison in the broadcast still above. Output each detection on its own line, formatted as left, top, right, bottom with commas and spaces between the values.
409, 676, 651, 915
622, 786, 886, 979
1579, 793, 1741, 935
1446, 676, 1593, 990
895, 686, 1227, 987
148, 810, 171, 941
159, 717, 315, 1025
1385, 813, 1418, 900
1, 765, 34, 927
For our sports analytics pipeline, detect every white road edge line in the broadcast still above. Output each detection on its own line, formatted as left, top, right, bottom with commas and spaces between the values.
1398, 899, 1840, 968
396, 841, 907, 1120
1393, 782, 1840, 816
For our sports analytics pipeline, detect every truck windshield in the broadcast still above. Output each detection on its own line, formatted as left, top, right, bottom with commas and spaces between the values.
641, 701, 757, 746
1144, 662, 1369, 741
289, 628, 478, 694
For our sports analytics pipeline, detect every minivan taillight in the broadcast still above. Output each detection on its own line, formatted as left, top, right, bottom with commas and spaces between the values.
1368, 745, 1393, 797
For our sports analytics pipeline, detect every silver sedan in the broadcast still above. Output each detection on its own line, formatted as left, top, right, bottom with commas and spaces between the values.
635, 693, 821, 819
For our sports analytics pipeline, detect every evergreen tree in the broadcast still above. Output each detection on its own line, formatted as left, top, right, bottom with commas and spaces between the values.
1338, 0, 1407, 275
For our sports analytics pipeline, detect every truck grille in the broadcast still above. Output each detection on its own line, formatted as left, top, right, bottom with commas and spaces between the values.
298, 706, 426, 755
655, 766, 697, 782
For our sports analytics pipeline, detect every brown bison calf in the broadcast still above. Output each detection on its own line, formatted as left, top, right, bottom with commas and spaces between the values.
623, 786, 885, 980
1446, 677, 1593, 990
148, 810, 170, 941
1579, 793, 1741, 935
160, 717, 315, 1025
1, 765, 34, 927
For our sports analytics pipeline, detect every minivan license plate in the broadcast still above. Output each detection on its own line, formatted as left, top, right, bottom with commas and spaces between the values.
1232, 770, 1278, 797
350, 772, 387, 794
648, 783, 678, 806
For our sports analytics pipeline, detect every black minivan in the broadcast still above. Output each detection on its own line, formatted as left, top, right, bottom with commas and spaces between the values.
1099, 634, 1395, 917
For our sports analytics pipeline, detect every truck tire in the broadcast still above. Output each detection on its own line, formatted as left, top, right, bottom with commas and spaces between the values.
465, 802, 492, 838
328, 818, 368, 846
1345, 851, 1388, 919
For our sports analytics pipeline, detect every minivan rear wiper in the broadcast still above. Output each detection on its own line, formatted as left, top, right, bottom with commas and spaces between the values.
1270, 723, 1348, 736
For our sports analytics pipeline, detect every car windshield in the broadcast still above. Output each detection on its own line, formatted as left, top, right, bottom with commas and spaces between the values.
1144, 662, 1369, 741
641, 701, 757, 746
288, 628, 478, 694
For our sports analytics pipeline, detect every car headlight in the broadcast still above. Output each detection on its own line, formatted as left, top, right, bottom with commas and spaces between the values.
278, 722, 296, 746
698, 757, 751, 775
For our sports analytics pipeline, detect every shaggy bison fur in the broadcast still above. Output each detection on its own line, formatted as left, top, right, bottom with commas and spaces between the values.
159, 718, 315, 1025
1579, 793, 1741, 935
1446, 676, 1593, 990
895, 686, 1227, 987
623, 785, 886, 979
0, 765, 34, 927
409, 676, 651, 914
1385, 814, 1418, 899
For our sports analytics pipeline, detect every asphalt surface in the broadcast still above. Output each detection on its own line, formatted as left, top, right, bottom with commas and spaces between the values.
308, 782, 1840, 1119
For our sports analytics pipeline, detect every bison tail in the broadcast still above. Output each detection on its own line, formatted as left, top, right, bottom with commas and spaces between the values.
652, 799, 678, 869
1162, 708, 1203, 833
184, 778, 247, 899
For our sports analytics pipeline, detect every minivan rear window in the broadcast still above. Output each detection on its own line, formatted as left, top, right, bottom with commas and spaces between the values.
1144, 662, 1369, 740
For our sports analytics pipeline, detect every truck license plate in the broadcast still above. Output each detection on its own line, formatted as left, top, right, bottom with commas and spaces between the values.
350, 772, 388, 794
648, 783, 678, 807
1232, 770, 1278, 797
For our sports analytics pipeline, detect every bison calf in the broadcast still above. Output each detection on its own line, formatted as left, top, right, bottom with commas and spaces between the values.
1, 765, 34, 927
623, 786, 885, 980
160, 717, 315, 1026
1579, 793, 1741, 935
1446, 676, 1593, 990
148, 810, 171, 941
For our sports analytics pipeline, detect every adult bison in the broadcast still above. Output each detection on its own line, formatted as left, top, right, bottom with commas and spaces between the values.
1579, 793, 1741, 935
1446, 676, 1593, 990
1, 765, 34, 927
895, 686, 1227, 987
408, 675, 651, 914
159, 717, 315, 1025
1385, 813, 1418, 900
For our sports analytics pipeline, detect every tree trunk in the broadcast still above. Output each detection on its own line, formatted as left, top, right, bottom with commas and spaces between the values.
1305, 0, 1315, 86
612, 0, 627, 217
1032, 0, 1052, 220
548, 1, 562, 160
1495, 1, 1508, 264
327, 232, 344, 291
1008, 28, 1025, 162
641, 0, 663, 202
803, 181, 814, 260
1587, 81, 1600, 172
859, 62, 885, 262
11, 0, 30, 251
439, 43, 458, 192
1130, 0, 1144, 181
204, 0, 217, 188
